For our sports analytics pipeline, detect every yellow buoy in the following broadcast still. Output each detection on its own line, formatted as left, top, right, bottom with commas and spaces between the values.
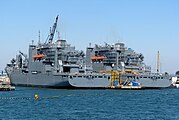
35, 94, 38, 100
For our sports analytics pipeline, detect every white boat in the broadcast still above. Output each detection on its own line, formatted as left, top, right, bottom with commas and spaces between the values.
171, 76, 179, 88
0, 74, 15, 91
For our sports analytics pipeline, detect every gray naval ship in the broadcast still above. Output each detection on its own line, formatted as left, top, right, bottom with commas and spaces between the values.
69, 42, 171, 88
5, 16, 111, 88
5, 16, 172, 88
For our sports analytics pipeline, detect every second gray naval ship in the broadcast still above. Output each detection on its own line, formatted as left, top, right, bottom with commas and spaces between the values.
69, 42, 171, 88
5, 16, 172, 88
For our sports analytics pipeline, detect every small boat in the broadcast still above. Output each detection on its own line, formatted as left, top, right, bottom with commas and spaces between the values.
0, 75, 15, 91
32, 54, 46, 59
121, 80, 142, 90
171, 76, 179, 88
175, 79, 179, 88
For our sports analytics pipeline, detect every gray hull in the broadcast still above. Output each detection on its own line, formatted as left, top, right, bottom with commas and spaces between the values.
69, 76, 111, 88
10, 71, 71, 88
69, 75, 172, 88
68, 72, 172, 88
138, 78, 171, 88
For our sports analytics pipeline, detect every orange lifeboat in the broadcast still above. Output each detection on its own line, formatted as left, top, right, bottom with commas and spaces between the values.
91, 56, 105, 60
32, 54, 46, 59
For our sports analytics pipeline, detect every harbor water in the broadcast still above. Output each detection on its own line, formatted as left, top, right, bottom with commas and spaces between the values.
0, 87, 179, 120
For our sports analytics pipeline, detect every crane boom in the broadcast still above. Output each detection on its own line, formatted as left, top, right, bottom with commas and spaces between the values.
48, 15, 59, 44
19, 51, 28, 62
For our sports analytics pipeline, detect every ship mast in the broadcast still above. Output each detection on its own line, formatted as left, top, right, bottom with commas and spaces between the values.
48, 15, 59, 44
38, 30, 41, 45
157, 51, 160, 73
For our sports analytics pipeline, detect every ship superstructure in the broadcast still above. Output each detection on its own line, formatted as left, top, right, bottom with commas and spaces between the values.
85, 42, 151, 73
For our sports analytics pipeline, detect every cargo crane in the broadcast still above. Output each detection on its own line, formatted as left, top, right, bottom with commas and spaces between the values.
19, 51, 28, 69
46, 15, 59, 44
19, 51, 28, 62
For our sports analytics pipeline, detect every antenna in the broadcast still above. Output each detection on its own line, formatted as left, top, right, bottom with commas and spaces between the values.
89, 43, 91, 47
57, 30, 60, 40
32, 40, 34, 45
157, 51, 160, 73
38, 30, 41, 45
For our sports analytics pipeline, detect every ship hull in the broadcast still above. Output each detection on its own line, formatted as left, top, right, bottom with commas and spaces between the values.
138, 78, 172, 88
68, 73, 172, 89
69, 76, 111, 88
9, 71, 71, 88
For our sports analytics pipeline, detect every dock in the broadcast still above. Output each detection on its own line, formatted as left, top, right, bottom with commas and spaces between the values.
120, 85, 142, 90
0, 84, 15, 91
107, 85, 143, 90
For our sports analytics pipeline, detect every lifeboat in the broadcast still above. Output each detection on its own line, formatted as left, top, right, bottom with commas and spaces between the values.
32, 54, 46, 59
91, 56, 105, 60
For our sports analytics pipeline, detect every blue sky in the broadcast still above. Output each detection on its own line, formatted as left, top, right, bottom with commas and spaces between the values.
0, 0, 179, 74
